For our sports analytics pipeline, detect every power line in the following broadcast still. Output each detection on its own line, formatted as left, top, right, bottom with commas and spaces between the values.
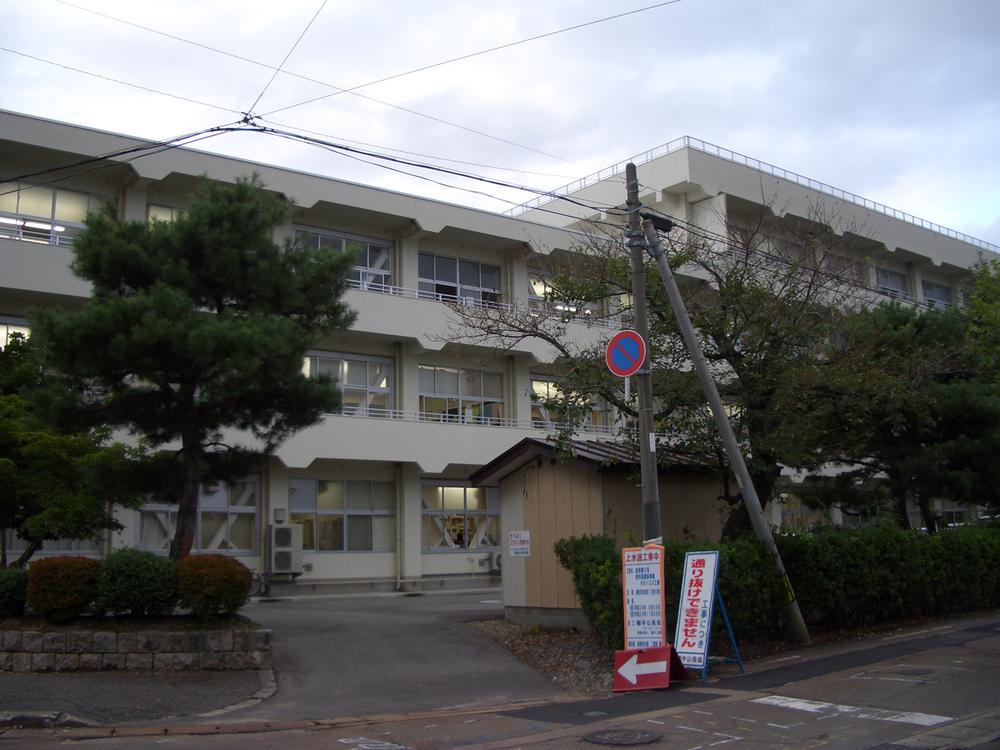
246, 0, 328, 115
0, 45, 241, 115
261, 0, 687, 118
53, 0, 565, 162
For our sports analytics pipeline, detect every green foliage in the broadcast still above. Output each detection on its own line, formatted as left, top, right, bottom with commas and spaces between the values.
26, 556, 100, 622
968, 256, 1000, 381
96, 547, 178, 616
0, 567, 28, 616
556, 525, 1000, 648
553, 535, 622, 650
177, 554, 251, 617
29, 175, 357, 559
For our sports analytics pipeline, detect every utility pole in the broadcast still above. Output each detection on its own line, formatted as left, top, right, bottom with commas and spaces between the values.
625, 163, 661, 542
640, 217, 811, 646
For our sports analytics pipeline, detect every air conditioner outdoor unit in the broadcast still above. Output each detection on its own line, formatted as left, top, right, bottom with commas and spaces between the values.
270, 524, 303, 575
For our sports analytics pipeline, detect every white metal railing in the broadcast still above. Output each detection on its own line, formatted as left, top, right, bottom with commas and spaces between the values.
344, 278, 620, 328
326, 405, 617, 435
0, 212, 83, 247
506, 136, 1000, 255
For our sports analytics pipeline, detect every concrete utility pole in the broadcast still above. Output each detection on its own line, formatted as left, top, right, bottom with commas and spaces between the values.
640, 217, 811, 646
625, 163, 662, 542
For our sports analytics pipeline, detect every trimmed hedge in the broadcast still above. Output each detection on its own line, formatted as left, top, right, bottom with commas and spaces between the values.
26, 556, 101, 622
97, 547, 179, 616
0, 568, 28, 617
178, 554, 251, 617
555, 524, 1000, 650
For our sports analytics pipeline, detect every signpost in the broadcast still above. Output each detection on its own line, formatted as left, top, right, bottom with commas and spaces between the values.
674, 550, 744, 680
622, 543, 666, 649
605, 330, 646, 378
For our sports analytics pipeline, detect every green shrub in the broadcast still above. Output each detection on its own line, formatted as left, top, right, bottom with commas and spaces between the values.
553, 535, 622, 650
26, 556, 101, 622
177, 554, 251, 617
96, 548, 178, 616
0, 568, 28, 617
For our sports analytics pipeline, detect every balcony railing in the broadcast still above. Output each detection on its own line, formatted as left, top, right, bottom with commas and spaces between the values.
344, 277, 620, 329
328, 405, 617, 435
0, 212, 83, 247
505, 136, 1000, 256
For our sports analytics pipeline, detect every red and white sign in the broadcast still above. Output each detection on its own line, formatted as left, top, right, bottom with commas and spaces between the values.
613, 646, 672, 692
621, 544, 666, 649
605, 330, 647, 378
674, 550, 719, 669
508, 530, 530, 557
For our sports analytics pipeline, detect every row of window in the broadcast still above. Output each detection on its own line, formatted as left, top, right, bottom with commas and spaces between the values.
0, 182, 95, 246
876, 268, 954, 307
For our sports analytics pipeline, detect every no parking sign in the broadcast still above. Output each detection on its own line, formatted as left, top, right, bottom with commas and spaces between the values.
606, 330, 646, 377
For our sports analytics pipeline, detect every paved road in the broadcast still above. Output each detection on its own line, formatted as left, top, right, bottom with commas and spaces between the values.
6, 612, 999, 749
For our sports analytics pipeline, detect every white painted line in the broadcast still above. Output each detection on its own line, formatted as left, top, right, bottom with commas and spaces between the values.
765, 654, 802, 664
849, 674, 928, 684
897, 663, 974, 672
733, 717, 758, 723
751, 695, 952, 727
647, 719, 665, 725
692, 710, 714, 716
677, 725, 708, 733
766, 721, 803, 729
880, 625, 951, 641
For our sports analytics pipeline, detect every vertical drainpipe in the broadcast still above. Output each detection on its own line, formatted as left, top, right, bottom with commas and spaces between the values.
395, 339, 404, 590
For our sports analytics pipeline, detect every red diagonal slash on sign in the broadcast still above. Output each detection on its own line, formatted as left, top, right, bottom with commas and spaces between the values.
606, 330, 646, 377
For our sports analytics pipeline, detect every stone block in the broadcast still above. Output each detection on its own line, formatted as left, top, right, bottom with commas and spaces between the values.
153, 653, 176, 671
163, 632, 193, 652
137, 631, 163, 652
42, 632, 67, 653
67, 631, 93, 653
101, 653, 126, 670
246, 651, 270, 669
92, 632, 116, 653
252, 629, 273, 650
11, 653, 32, 671
232, 630, 253, 651
79, 653, 102, 671
32, 653, 55, 672
117, 632, 138, 653
54, 653, 80, 672
2, 632, 22, 651
22, 631, 43, 652
200, 651, 224, 670
203, 631, 233, 652
0, 653, 11, 671
125, 653, 153, 671
174, 652, 200, 671
223, 651, 247, 670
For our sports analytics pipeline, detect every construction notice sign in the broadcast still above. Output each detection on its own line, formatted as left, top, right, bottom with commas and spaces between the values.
622, 543, 666, 649
508, 530, 530, 557
674, 550, 719, 669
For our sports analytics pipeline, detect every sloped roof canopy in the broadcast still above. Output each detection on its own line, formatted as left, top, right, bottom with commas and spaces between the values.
469, 438, 639, 487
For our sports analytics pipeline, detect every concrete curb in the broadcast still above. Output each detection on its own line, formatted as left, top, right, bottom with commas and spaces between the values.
0, 711, 99, 729
893, 707, 1000, 749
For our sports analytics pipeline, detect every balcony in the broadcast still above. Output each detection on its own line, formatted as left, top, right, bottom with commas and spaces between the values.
0, 212, 83, 247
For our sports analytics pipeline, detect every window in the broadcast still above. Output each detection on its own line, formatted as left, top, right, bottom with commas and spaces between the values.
139, 478, 259, 553
421, 484, 500, 551
531, 376, 609, 430
2, 531, 100, 556
527, 270, 604, 317
1, 320, 29, 349
0, 182, 95, 246
289, 479, 395, 552
295, 227, 393, 289
418, 365, 504, 424
922, 280, 953, 308
148, 204, 182, 222
876, 268, 910, 299
418, 253, 501, 305
305, 352, 393, 416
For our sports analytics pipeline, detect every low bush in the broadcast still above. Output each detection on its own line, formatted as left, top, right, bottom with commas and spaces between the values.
96, 547, 178, 616
556, 523, 1000, 650
26, 556, 101, 622
177, 554, 251, 618
0, 568, 28, 617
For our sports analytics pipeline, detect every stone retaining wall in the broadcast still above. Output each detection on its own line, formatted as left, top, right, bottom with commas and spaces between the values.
0, 627, 272, 672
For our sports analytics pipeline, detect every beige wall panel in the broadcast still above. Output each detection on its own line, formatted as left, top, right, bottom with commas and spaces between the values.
552, 466, 577, 608
536, 461, 559, 608
602, 474, 643, 546
523, 463, 542, 607
659, 474, 725, 543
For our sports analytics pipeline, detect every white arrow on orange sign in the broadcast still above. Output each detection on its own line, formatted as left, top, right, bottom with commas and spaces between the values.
616, 653, 668, 685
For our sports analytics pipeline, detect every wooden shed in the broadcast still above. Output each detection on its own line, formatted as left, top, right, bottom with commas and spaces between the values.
470, 438, 725, 629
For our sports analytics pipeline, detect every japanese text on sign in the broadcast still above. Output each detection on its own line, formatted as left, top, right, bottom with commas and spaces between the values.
508, 530, 530, 557
622, 544, 666, 649
673, 550, 719, 669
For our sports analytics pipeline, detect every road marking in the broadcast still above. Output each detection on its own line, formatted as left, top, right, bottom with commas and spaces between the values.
897, 662, 974, 672
766, 654, 802, 664
767, 721, 803, 729
647, 719, 665, 725
692, 710, 714, 716
751, 695, 951, 726
849, 672, 928, 684
880, 625, 951, 641
677, 725, 707, 733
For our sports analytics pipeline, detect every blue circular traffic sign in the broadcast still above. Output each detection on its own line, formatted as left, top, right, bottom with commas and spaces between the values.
606, 330, 646, 377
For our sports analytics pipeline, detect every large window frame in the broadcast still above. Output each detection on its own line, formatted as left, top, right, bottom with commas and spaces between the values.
295, 226, 394, 290
421, 484, 500, 552
418, 252, 501, 306
138, 477, 260, 554
530, 375, 609, 430
418, 365, 504, 424
921, 279, 953, 309
289, 478, 395, 552
876, 267, 910, 299
0, 181, 96, 246
305, 351, 394, 417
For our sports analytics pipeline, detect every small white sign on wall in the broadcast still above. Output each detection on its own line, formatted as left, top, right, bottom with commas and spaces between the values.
508, 530, 531, 557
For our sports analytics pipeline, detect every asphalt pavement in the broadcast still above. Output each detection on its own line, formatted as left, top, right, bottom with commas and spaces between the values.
2, 592, 1000, 750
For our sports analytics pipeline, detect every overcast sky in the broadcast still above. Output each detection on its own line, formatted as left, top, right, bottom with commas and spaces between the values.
4, 0, 999, 245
